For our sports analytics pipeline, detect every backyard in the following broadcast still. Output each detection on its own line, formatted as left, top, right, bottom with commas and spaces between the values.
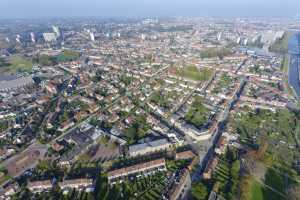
185, 97, 210, 128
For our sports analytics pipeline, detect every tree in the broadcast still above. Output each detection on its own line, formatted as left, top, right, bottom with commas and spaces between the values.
225, 147, 237, 162
94, 173, 109, 200
191, 182, 208, 200
231, 160, 240, 179
90, 117, 100, 127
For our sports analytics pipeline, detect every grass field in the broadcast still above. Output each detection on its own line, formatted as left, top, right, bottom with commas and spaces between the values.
55, 50, 80, 62
178, 65, 213, 81
249, 178, 284, 200
250, 180, 264, 200
281, 55, 289, 73
0, 55, 32, 73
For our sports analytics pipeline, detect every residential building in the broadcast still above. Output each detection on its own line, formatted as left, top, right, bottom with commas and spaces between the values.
58, 178, 94, 192
107, 158, 166, 184
27, 180, 52, 193
175, 150, 196, 160
0, 183, 20, 200
167, 169, 191, 200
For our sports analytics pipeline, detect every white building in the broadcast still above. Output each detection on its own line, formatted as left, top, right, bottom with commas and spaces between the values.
90, 32, 95, 41
128, 138, 171, 157
30, 32, 36, 43
27, 180, 52, 193
43, 33, 57, 42
58, 178, 94, 192
52, 26, 61, 38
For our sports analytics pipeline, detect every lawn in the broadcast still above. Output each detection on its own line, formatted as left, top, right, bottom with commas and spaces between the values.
241, 176, 283, 200
281, 55, 289, 73
249, 178, 284, 200
55, 50, 80, 62
178, 65, 213, 81
32, 50, 81, 66
249, 180, 264, 200
9, 56, 33, 72
0, 55, 32, 73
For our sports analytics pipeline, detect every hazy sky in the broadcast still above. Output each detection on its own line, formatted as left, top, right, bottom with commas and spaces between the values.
0, 0, 299, 19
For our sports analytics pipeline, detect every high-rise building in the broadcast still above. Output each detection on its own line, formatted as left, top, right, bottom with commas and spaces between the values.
236, 37, 241, 44
243, 38, 248, 46
43, 33, 57, 42
217, 32, 222, 41
30, 32, 36, 43
16, 35, 21, 43
90, 32, 95, 41
52, 26, 62, 39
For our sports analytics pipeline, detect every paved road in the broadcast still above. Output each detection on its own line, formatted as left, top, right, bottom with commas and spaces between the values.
0, 65, 171, 186
167, 72, 216, 119
191, 78, 246, 182
53, 65, 170, 144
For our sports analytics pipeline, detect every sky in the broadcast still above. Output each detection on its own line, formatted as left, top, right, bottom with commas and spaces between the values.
0, 0, 299, 19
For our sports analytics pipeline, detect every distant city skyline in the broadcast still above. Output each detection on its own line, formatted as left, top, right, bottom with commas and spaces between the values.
0, 0, 299, 19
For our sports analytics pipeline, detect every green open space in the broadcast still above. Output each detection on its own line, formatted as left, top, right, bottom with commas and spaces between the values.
249, 178, 283, 200
177, 65, 213, 81
281, 55, 289, 73
123, 114, 150, 144
185, 96, 210, 128
55, 50, 81, 62
249, 179, 264, 200
0, 55, 32, 73
200, 47, 233, 59
230, 107, 300, 199
231, 108, 299, 167
33, 50, 81, 66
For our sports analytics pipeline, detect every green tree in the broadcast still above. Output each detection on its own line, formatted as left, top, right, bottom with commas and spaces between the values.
191, 182, 208, 200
